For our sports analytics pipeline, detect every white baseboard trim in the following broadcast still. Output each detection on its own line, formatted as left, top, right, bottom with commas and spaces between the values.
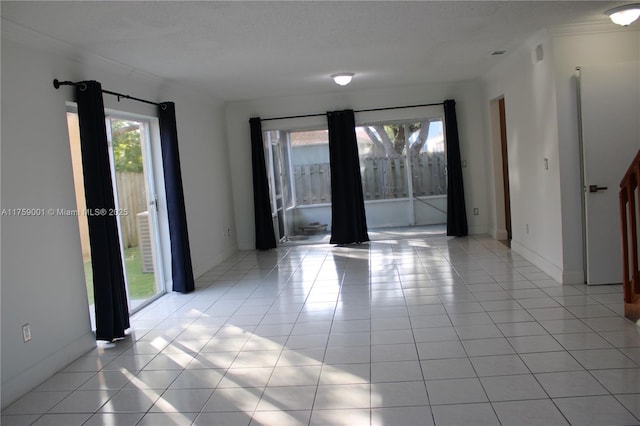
562, 269, 585, 285
468, 225, 489, 235
193, 246, 238, 279
495, 230, 509, 240
510, 240, 564, 283
1, 331, 96, 409
487, 226, 508, 241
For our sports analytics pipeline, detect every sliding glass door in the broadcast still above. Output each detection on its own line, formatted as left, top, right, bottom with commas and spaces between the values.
261, 115, 447, 240
356, 118, 447, 226
105, 116, 165, 312
66, 111, 166, 329
265, 130, 295, 242
405, 119, 447, 225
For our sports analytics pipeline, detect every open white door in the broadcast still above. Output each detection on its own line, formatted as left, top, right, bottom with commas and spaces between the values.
579, 62, 640, 285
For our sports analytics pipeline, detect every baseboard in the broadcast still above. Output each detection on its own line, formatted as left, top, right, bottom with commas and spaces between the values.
237, 238, 254, 251
192, 245, 238, 279
1, 331, 96, 409
468, 225, 489, 235
487, 226, 508, 241
510, 240, 564, 283
495, 229, 509, 240
562, 269, 585, 284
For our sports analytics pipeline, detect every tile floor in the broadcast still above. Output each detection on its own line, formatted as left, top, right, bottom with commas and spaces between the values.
3, 232, 640, 425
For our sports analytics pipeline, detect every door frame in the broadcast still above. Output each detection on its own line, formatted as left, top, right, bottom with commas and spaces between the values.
499, 98, 512, 241
105, 111, 169, 312
67, 104, 170, 324
265, 131, 287, 243
490, 96, 512, 242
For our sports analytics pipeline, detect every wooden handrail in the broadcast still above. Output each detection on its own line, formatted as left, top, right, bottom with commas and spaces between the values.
619, 149, 640, 322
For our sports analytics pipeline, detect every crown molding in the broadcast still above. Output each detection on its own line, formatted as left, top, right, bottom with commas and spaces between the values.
1, 18, 225, 107
2, 17, 165, 87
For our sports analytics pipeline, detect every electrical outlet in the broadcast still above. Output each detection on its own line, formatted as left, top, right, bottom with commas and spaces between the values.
473, 208, 479, 215
22, 324, 31, 342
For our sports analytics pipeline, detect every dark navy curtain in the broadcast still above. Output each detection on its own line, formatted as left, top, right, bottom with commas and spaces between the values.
444, 99, 468, 237
75, 80, 130, 341
249, 117, 277, 250
158, 102, 195, 293
326, 109, 370, 245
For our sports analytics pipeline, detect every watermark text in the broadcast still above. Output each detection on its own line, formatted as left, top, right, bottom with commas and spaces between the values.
1, 208, 129, 217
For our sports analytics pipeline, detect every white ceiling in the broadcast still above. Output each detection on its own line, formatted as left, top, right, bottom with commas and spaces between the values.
1, 1, 622, 101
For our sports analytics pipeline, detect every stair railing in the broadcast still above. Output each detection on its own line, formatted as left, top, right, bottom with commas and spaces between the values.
619, 149, 640, 322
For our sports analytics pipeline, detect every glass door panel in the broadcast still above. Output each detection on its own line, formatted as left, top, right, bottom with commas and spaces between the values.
66, 112, 166, 331
356, 124, 408, 202
65, 112, 96, 328
407, 119, 447, 225
106, 117, 164, 312
279, 133, 296, 238
273, 135, 287, 242
355, 119, 447, 228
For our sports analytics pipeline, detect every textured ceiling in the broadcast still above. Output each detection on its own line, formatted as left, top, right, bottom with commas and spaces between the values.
1, 1, 619, 101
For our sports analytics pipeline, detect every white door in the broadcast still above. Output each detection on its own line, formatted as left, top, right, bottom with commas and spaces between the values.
580, 62, 640, 285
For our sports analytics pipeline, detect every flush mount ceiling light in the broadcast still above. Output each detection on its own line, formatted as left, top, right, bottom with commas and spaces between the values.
606, 3, 640, 26
332, 73, 354, 86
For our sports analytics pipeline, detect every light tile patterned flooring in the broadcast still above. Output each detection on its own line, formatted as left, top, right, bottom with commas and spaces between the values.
3, 232, 640, 425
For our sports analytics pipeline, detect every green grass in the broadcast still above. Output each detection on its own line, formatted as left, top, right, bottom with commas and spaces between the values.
84, 246, 156, 305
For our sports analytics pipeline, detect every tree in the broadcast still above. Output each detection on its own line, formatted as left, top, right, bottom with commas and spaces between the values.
408, 122, 431, 156
111, 120, 143, 173
364, 121, 431, 158
364, 125, 400, 158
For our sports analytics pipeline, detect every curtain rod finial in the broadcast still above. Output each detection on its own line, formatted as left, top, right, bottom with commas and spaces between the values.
53, 79, 61, 89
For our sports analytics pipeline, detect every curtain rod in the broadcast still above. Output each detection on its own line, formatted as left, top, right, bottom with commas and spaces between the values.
53, 79, 165, 108
260, 102, 444, 122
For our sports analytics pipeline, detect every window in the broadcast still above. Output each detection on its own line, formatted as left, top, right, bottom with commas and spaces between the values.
356, 118, 447, 201
262, 113, 448, 240
289, 129, 330, 206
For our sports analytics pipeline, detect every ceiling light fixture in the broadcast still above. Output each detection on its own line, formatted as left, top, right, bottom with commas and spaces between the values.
606, 3, 640, 26
332, 73, 354, 86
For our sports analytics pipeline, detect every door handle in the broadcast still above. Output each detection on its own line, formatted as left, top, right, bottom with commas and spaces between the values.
589, 185, 608, 193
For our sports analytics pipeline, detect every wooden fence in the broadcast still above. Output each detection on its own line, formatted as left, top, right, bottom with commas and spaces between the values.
293, 152, 446, 205
294, 163, 331, 205
78, 172, 148, 258
408, 153, 447, 197
115, 172, 148, 248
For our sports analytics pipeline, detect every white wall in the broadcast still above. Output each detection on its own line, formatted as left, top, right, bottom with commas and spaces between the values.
482, 30, 566, 282
481, 25, 640, 283
1, 30, 235, 407
226, 81, 488, 250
